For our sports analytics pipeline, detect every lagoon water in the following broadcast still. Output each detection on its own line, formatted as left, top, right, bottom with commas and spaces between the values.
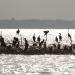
0, 54, 75, 75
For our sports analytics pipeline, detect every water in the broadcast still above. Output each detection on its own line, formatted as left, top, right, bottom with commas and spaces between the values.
0, 54, 75, 75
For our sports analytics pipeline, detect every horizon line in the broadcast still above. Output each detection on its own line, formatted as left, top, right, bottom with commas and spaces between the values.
0, 18, 75, 21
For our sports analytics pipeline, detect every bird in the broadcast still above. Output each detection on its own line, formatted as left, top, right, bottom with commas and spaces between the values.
59, 33, 62, 41
55, 36, 58, 42
16, 29, 20, 34
68, 33, 71, 39
33, 33, 36, 42
37, 35, 41, 42
43, 30, 49, 36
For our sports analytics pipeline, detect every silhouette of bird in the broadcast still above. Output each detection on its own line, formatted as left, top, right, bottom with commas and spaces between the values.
24, 38, 29, 51
59, 33, 62, 41
55, 36, 58, 42
33, 33, 36, 42
39, 39, 44, 47
68, 33, 72, 45
43, 30, 49, 36
16, 29, 20, 34
41, 39, 44, 44
37, 35, 41, 42
68, 33, 71, 39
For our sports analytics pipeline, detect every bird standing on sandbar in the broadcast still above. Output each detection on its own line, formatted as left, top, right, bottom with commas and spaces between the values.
59, 33, 62, 41
16, 29, 20, 35
33, 33, 36, 42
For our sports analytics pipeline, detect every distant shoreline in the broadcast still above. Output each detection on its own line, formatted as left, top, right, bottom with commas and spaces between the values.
0, 19, 75, 29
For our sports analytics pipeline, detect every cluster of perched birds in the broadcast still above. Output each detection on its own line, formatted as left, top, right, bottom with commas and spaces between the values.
0, 29, 74, 55
0, 29, 72, 48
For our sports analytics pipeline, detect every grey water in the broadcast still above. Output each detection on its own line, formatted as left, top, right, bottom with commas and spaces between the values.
0, 19, 75, 29
0, 54, 75, 75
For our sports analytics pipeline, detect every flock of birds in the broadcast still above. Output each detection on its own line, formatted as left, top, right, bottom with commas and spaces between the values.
0, 29, 73, 48
0, 28, 74, 54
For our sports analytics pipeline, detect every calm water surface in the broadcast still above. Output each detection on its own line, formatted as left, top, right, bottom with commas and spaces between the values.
0, 54, 75, 75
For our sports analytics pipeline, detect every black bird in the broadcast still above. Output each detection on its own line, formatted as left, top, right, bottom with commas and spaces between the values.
55, 36, 58, 42
33, 33, 36, 42
68, 33, 72, 45
59, 33, 62, 41
24, 38, 29, 51
39, 39, 44, 47
37, 35, 41, 42
68, 33, 71, 39
43, 30, 49, 36
16, 29, 20, 34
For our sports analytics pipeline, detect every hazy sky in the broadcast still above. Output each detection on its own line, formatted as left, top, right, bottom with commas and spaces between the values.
0, 0, 75, 20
